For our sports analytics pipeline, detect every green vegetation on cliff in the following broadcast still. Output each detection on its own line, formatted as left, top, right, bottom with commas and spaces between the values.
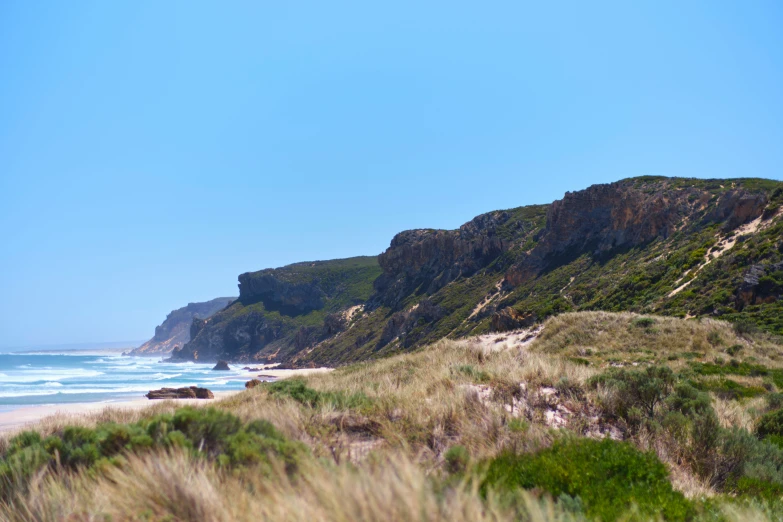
173, 256, 382, 363
172, 177, 783, 367
300, 177, 783, 366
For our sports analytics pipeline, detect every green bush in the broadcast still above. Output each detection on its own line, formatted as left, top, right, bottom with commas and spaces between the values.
481, 438, 693, 520
757, 409, 783, 439
735, 476, 783, 501
444, 445, 470, 474
265, 378, 372, 410
707, 331, 722, 346
632, 317, 656, 329
733, 320, 759, 337
693, 378, 766, 400
709, 427, 783, 491
667, 383, 712, 417
590, 366, 676, 420
726, 344, 743, 357
0, 407, 305, 501
453, 364, 491, 383
767, 393, 783, 410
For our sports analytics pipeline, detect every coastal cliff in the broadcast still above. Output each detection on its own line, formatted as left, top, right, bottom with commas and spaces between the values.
170, 257, 381, 364
170, 177, 783, 366
130, 297, 235, 355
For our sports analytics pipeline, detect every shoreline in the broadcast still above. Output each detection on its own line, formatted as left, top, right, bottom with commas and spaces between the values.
0, 391, 240, 434
0, 367, 332, 434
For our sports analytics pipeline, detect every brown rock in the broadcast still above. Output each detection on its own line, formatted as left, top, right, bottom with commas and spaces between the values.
245, 379, 263, 389
506, 180, 768, 286
145, 386, 214, 400
491, 308, 536, 332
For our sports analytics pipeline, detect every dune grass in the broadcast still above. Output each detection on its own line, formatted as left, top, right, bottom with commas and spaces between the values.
3, 311, 783, 521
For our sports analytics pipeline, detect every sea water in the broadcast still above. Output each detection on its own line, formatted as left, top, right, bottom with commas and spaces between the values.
0, 352, 254, 412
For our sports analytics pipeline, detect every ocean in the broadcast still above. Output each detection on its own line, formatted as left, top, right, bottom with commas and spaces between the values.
0, 351, 254, 412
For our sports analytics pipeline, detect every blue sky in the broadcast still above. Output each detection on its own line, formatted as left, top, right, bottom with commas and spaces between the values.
1, 1, 781, 346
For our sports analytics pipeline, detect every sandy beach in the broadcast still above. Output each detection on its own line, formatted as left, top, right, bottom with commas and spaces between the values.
0, 391, 240, 434
0, 367, 331, 434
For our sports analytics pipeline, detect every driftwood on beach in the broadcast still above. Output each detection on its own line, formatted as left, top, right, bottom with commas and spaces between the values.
145, 386, 214, 400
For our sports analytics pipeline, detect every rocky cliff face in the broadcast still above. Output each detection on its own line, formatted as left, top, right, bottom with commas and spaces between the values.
737, 261, 783, 307
372, 208, 545, 308
238, 271, 325, 313
131, 297, 235, 356
298, 177, 781, 366
170, 257, 381, 363
165, 177, 783, 367
507, 179, 768, 285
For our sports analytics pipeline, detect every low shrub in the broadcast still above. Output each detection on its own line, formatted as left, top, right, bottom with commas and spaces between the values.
767, 393, 783, 410
632, 317, 656, 329
444, 445, 470, 474
733, 320, 759, 337
726, 344, 743, 357
481, 438, 693, 520
264, 378, 372, 410
0, 408, 305, 501
756, 409, 783, 439
692, 378, 766, 400
667, 383, 712, 417
735, 476, 783, 501
707, 331, 723, 346
699, 427, 783, 492
590, 366, 676, 421
453, 364, 491, 383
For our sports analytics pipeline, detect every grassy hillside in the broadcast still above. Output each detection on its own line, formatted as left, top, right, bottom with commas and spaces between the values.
299, 177, 783, 366
5, 312, 783, 520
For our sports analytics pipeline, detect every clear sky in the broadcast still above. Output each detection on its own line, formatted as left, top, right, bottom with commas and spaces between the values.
1, 1, 782, 347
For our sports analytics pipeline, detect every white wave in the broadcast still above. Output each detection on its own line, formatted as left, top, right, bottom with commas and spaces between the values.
0, 369, 105, 383
0, 386, 156, 398
151, 373, 182, 380
0, 390, 60, 398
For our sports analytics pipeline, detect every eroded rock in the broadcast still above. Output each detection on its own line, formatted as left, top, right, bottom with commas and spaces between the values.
212, 360, 230, 371
145, 386, 214, 400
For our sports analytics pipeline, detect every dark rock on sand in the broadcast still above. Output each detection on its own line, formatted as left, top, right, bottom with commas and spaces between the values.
145, 386, 214, 400
245, 379, 263, 389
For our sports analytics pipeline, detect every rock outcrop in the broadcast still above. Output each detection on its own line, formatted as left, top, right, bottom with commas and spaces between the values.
131, 297, 235, 356
491, 309, 537, 332
506, 180, 768, 285
238, 271, 325, 313
737, 261, 783, 307
372, 211, 517, 308
378, 299, 444, 348
145, 386, 214, 400
212, 360, 230, 371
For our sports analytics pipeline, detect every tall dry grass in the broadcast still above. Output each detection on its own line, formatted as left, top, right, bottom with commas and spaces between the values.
534, 311, 783, 369
1, 449, 582, 522
3, 311, 783, 521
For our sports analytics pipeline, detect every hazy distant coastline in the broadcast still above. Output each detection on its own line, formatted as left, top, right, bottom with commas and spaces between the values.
1, 341, 144, 355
